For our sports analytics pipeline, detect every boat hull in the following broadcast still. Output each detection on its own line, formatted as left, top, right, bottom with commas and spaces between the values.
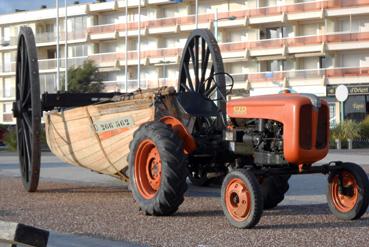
45, 96, 154, 180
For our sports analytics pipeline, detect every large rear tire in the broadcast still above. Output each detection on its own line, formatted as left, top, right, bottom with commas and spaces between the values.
327, 163, 369, 220
129, 122, 188, 216
261, 175, 290, 210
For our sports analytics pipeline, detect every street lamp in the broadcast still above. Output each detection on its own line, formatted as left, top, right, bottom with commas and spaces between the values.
56, 0, 60, 91
213, 9, 237, 41
64, 0, 68, 92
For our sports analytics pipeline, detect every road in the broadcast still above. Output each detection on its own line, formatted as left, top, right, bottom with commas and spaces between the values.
0, 150, 369, 246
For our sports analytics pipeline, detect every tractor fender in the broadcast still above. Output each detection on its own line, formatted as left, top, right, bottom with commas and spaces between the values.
160, 116, 197, 154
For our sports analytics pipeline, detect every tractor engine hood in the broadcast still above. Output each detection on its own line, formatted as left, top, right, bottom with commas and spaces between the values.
227, 93, 329, 164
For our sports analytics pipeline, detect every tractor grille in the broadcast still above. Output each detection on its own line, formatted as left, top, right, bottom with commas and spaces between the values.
299, 105, 312, 149
316, 105, 329, 149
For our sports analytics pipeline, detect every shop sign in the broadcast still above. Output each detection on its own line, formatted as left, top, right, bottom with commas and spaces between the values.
327, 84, 369, 96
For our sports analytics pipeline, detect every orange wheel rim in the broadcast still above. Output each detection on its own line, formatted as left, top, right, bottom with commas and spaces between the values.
134, 139, 162, 199
225, 178, 251, 221
330, 171, 359, 213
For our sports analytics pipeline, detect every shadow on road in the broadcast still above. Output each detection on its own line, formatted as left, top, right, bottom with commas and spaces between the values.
175, 210, 224, 217
37, 186, 129, 194
265, 204, 330, 216
258, 216, 369, 230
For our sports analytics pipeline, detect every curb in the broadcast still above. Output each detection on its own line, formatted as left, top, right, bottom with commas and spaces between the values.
0, 221, 49, 247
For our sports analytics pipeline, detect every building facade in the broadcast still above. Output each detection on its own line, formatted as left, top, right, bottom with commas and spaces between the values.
1, 0, 369, 125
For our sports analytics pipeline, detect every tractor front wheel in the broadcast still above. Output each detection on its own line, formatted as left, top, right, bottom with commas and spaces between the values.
327, 162, 369, 220
129, 121, 188, 216
221, 169, 263, 228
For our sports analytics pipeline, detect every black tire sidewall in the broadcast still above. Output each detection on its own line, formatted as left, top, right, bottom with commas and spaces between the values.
327, 163, 369, 220
129, 122, 187, 215
221, 169, 263, 228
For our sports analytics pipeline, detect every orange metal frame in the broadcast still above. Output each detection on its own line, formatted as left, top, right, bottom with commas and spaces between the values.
160, 116, 197, 154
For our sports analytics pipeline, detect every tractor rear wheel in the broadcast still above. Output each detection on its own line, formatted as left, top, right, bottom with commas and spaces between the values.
129, 121, 188, 216
327, 163, 369, 220
221, 169, 263, 228
261, 175, 290, 210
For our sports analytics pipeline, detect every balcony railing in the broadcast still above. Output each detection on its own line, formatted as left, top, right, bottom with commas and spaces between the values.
2, 113, 13, 123
102, 78, 177, 93
38, 56, 87, 70
87, 30, 369, 67
235, 67, 369, 83
0, 36, 18, 47
35, 31, 87, 44
219, 31, 369, 52
85, 66, 369, 94
88, 47, 181, 64
87, 0, 369, 35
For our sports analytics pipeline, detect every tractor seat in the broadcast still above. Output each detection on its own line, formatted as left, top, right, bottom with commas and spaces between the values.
176, 92, 220, 117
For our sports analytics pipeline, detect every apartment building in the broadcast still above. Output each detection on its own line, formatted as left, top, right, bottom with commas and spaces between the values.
1, 0, 369, 125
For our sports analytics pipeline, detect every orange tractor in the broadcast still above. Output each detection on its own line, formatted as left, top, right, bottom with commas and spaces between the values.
13, 27, 369, 229
128, 29, 369, 228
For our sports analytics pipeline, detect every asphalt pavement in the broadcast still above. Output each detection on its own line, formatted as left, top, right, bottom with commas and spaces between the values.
0, 150, 369, 246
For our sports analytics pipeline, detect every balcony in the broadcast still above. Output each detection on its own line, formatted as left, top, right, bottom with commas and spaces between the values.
231, 67, 369, 96
219, 31, 369, 57
87, 0, 369, 37
89, 31, 369, 67
233, 67, 369, 84
88, 48, 181, 67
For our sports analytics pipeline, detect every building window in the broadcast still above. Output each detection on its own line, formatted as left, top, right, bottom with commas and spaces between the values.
329, 103, 336, 128
265, 60, 288, 72
3, 26, 10, 42
3, 103, 12, 114
3, 78, 14, 98
260, 27, 288, 40
40, 74, 57, 93
69, 44, 88, 57
71, 16, 87, 32
3, 52, 12, 72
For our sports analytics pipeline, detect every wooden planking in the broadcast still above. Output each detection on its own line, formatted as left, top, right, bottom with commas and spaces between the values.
49, 98, 153, 124
45, 97, 155, 176
47, 106, 152, 148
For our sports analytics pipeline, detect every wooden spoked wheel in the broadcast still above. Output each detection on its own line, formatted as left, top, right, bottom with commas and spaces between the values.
178, 29, 226, 118
13, 26, 41, 192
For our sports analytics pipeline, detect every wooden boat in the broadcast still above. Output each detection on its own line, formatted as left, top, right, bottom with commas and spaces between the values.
44, 90, 156, 181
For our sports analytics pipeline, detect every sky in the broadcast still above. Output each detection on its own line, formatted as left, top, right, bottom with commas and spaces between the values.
0, 0, 95, 15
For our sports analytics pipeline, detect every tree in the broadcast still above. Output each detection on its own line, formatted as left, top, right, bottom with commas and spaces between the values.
61, 60, 103, 93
